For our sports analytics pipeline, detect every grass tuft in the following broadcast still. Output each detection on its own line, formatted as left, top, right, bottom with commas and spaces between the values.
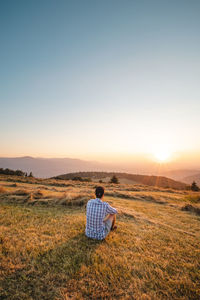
0, 186, 7, 193
181, 204, 200, 215
14, 189, 30, 196
185, 193, 200, 203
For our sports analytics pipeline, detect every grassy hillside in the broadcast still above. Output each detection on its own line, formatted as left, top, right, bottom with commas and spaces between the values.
54, 171, 188, 190
0, 175, 199, 299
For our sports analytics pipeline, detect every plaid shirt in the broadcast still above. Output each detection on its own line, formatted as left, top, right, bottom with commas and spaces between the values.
85, 198, 117, 240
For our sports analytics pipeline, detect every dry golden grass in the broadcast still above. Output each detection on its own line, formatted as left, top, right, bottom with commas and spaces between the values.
0, 175, 199, 299
181, 204, 200, 216
185, 193, 200, 203
0, 186, 7, 193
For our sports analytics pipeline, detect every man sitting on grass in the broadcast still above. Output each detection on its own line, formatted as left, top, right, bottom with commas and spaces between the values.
85, 186, 118, 240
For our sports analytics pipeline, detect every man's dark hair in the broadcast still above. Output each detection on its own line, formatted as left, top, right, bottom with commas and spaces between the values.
95, 186, 104, 198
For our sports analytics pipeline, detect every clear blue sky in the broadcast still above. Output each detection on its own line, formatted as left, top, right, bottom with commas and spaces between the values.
1, 0, 200, 162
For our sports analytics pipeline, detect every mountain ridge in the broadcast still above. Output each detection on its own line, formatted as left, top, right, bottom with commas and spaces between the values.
0, 156, 104, 178
54, 171, 188, 190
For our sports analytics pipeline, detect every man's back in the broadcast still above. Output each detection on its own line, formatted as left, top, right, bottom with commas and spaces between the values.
85, 198, 117, 240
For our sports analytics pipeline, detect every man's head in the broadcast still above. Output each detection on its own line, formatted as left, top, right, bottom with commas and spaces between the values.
95, 186, 104, 199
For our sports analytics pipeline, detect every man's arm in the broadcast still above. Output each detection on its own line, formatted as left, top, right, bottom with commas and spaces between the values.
106, 203, 118, 215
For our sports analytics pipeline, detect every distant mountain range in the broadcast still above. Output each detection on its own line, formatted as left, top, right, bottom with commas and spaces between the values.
54, 171, 188, 190
0, 156, 199, 186
182, 173, 200, 185
0, 156, 105, 178
161, 169, 200, 184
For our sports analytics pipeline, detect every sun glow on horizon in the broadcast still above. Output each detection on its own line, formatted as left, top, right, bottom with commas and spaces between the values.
153, 148, 172, 163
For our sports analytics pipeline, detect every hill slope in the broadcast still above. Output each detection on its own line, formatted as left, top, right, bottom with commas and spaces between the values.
54, 171, 188, 189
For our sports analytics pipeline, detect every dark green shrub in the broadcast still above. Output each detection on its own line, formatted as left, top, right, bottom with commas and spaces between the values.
191, 181, 199, 191
109, 175, 119, 184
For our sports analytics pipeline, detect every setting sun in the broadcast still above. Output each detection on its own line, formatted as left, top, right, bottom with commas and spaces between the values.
153, 149, 171, 162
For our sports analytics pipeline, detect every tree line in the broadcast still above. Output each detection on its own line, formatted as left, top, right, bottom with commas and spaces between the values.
0, 168, 33, 178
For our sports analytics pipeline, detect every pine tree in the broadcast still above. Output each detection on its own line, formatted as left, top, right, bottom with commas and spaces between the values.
110, 175, 119, 184
191, 181, 199, 191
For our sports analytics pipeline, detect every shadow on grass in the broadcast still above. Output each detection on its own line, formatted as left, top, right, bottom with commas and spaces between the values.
0, 233, 102, 300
